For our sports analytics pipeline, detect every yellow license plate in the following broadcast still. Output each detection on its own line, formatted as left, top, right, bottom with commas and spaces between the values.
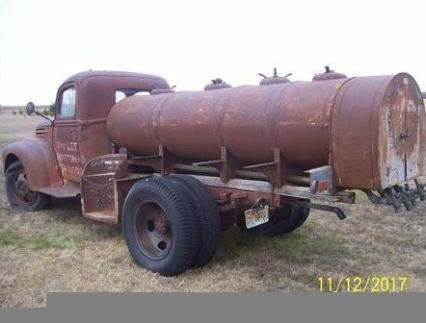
244, 205, 269, 229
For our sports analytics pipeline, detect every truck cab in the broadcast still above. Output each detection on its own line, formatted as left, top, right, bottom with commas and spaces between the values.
3, 70, 171, 203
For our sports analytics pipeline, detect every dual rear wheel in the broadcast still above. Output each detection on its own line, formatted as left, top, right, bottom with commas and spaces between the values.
122, 175, 221, 276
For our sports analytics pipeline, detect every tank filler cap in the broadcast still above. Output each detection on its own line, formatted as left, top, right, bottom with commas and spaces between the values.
312, 66, 347, 81
258, 68, 292, 86
204, 78, 232, 91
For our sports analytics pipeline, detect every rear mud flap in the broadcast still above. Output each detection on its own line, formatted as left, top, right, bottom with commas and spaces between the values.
80, 154, 128, 223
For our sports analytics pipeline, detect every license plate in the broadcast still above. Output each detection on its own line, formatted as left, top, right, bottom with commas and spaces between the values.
244, 205, 269, 229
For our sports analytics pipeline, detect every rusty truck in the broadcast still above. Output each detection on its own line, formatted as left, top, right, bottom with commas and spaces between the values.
3, 68, 425, 276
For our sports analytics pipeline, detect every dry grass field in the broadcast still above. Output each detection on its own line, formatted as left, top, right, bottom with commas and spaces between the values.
0, 114, 425, 307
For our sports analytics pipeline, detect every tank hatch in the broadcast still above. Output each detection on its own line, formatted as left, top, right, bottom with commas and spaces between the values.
204, 78, 232, 91
258, 68, 292, 86
312, 66, 347, 81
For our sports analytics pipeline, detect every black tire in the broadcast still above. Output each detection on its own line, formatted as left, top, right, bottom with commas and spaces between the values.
122, 176, 200, 276
5, 160, 50, 211
236, 202, 310, 236
263, 204, 310, 236
168, 174, 221, 267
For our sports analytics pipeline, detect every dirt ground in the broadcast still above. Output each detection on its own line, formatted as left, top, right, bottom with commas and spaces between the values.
0, 114, 425, 307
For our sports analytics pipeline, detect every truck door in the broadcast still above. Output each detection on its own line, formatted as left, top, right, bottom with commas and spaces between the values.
53, 86, 82, 182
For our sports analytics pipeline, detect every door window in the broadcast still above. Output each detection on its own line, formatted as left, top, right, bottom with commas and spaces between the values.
58, 88, 76, 117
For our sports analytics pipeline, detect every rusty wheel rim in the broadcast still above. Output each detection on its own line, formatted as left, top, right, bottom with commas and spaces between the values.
13, 170, 37, 206
134, 202, 172, 260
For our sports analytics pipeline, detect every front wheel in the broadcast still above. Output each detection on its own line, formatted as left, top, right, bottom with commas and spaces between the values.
5, 161, 50, 211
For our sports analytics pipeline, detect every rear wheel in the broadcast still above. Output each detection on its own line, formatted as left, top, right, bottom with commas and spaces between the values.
5, 160, 50, 211
122, 177, 200, 276
167, 174, 221, 267
263, 204, 310, 236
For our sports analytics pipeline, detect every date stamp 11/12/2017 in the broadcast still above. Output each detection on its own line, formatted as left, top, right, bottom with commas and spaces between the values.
317, 276, 408, 293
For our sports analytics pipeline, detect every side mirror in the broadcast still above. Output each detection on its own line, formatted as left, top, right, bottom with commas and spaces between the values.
25, 101, 53, 124
26, 102, 35, 115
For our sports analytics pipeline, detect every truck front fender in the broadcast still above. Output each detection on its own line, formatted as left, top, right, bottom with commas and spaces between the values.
3, 138, 63, 190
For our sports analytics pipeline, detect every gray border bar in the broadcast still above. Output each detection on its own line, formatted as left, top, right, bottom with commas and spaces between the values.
1, 292, 426, 323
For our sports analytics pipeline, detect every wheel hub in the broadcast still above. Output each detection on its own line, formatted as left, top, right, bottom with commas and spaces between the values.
153, 217, 169, 235
14, 173, 36, 203
135, 203, 172, 259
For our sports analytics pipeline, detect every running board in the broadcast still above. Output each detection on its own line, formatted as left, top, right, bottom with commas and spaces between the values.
38, 181, 80, 198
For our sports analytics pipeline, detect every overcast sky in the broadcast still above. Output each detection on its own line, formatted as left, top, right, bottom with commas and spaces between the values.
0, 0, 425, 105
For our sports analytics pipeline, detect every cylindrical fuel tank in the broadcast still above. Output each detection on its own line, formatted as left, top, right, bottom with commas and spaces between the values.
106, 73, 425, 190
